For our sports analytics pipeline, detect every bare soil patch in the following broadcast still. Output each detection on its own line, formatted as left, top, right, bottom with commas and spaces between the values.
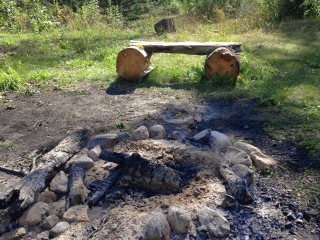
0, 85, 319, 239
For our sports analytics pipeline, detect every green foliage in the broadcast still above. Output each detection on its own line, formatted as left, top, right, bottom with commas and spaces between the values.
0, 67, 24, 91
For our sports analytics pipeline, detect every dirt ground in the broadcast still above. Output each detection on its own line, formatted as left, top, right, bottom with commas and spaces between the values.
0, 84, 319, 239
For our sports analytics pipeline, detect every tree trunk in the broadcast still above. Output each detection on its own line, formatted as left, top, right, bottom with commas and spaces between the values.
204, 47, 240, 81
0, 127, 91, 210
116, 47, 153, 81
154, 18, 176, 34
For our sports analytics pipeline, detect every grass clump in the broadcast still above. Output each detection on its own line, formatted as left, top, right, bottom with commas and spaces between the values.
0, 67, 24, 91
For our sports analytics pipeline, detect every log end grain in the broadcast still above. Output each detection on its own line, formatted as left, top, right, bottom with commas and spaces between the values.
205, 47, 240, 82
116, 47, 153, 81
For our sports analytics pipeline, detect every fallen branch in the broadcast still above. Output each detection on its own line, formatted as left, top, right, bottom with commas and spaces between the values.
67, 164, 88, 208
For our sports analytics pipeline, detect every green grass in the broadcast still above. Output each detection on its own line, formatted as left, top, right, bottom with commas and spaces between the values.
0, 17, 320, 160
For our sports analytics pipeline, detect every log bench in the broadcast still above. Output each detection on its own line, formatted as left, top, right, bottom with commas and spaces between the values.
116, 41, 242, 81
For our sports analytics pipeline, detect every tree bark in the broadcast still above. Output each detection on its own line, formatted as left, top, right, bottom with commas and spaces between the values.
129, 41, 242, 54
204, 47, 240, 81
116, 47, 153, 81
0, 127, 91, 210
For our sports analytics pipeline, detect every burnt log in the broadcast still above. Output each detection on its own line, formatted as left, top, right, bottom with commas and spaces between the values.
204, 47, 240, 81
218, 164, 253, 204
99, 151, 181, 194
154, 18, 176, 34
88, 167, 121, 207
0, 127, 91, 210
67, 164, 88, 208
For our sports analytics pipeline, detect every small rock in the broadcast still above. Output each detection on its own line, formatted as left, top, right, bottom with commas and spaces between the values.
50, 199, 66, 218
50, 171, 68, 194
198, 207, 230, 238
39, 191, 57, 203
49, 221, 70, 238
250, 150, 277, 171
87, 145, 101, 160
285, 221, 293, 229
233, 141, 260, 153
191, 129, 212, 144
86, 133, 118, 149
233, 141, 276, 170
225, 146, 252, 167
149, 125, 166, 139
0, 227, 27, 240
63, 205, 90, 222
167, 206, 192, 234
143, 212, 170, 240
194, 114, 202, 123
172, 131, 185, 140
65, 155, 94, 171
19, 202, 51, 226
42, 214, 59, 229
210, 131, 232, 149
132, 126, 149, 140
117, 132, 131, 142
231, 164, 254, 185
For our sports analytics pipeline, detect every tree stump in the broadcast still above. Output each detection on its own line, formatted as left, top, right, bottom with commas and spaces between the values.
204, 47, 240, 82
154, 18, 176, 34
116, 47, 153, 81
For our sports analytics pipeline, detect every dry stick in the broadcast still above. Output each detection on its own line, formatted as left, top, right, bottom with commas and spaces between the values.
0, 166, 27, 177
0, 128, 91, 210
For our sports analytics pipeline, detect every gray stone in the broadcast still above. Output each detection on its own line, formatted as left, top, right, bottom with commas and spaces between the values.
87, 145, 101, 160
233, 141, 276, 170
225, 146, 252, 167
149, 125, 166, 139
191, 129, 212, 144
19, 202, 51, 226
172, 131, 185, 140
167, 206, 192, 234
65, 155, 94, 171
50, 171, 68, 194
250, 150, 277, 171
0, 227, 27, 240
50, 199, 66, 218
117, 132, 132, 142
198, 207, 230, 238
87, 133, 118, 149
132, 126, 149, 140
42, 214, 59, 229
49, 221, 70, 238
39, 191, 57, 203
63, 205, 90, 222
231, 164, 254, 185
210, 131, 232, 149
143, 212, 170, 240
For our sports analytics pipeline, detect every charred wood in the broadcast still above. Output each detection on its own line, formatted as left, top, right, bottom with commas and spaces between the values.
67, 164, 88, 208
88, 167, 122, 207
0, 128, 91, 210
218, 164, 253, 204
99, 151, 181, 194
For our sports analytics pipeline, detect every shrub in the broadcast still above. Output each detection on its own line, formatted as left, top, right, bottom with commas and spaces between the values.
0, 67, 24, 91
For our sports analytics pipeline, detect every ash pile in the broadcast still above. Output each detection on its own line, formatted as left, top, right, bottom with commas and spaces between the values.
0, 125, 316, 240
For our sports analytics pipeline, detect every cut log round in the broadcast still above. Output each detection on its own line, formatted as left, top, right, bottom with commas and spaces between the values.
204, 47, 240, 81
116, 47, 153, 81
154, 18, 176, 34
